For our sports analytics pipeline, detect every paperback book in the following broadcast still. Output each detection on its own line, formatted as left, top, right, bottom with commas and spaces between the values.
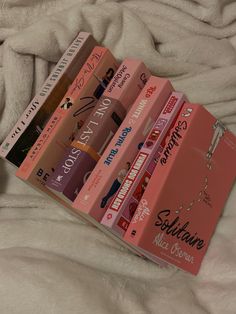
124, 103, 236, 275
46, 59, 151, 202
0, 31, 233, 275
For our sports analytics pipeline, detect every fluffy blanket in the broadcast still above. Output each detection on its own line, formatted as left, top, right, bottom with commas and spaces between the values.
0, 0, 236, 313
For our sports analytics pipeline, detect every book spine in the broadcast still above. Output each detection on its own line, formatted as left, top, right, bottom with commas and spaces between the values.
0, 32, 96, 165
16, 47, 118, 180
46, 96, 126, 200
124, 103, 200, 247
46, 59, 151, 201
101, 92, 186, 236
73, 76, 174, 222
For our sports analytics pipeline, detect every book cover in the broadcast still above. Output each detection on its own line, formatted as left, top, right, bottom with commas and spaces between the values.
124, 103, 236, 275
73, 76, 174, 222
0, 32, 96, 167
101, 92, 186, 236
16, 47, 118, 193
46, 59, 151, 202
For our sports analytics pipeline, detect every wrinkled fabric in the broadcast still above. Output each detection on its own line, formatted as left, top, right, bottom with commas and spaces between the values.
0, 1, 236, 313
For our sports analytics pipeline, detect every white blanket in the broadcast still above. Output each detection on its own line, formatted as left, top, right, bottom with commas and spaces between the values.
0, 0, 236, 313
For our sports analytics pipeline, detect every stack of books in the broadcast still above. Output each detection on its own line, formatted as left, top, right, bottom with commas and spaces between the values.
1, 32, 236, 275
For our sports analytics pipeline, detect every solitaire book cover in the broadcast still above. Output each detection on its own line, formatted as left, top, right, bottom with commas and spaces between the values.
124, 103, 236, 275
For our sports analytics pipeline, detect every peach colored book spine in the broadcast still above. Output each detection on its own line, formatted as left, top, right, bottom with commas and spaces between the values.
73, 76, 174, 222
124, 103, 200, 247
16, 47, 117, 181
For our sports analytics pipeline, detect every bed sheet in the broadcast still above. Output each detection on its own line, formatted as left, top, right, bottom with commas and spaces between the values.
0, 1, 236, 313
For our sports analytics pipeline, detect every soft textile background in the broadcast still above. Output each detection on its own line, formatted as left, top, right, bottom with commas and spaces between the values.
0, 0, 236, 313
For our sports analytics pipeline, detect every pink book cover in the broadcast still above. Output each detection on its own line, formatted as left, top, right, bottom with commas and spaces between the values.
101, 92, 186, 236
46, 59, 151, 202
72, 76, 174, 222
16, 47, 118, 191
0, 32, 96, 168
124, 103, 236, 275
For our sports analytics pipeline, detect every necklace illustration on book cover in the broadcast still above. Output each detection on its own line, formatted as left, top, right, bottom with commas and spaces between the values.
175, 118, 227, 214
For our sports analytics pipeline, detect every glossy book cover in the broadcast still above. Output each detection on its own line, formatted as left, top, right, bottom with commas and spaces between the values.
124, 103, 236, 275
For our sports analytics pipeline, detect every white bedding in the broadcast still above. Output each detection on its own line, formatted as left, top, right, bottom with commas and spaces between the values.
0, 0, 236, 313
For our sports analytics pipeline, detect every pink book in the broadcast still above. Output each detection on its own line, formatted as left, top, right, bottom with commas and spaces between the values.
124, 103, 236, 275
16, 47, 118, 192
101, 92, 186, 236
73, 76, 174, 222
46, 59, 151, 202
0, 32, 96, 167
